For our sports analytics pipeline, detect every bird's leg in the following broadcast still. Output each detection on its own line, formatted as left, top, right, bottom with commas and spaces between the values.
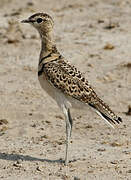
67, 109, 73, 137
62, 106, 73, 165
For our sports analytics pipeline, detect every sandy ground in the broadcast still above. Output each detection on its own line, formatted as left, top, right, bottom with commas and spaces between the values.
0, 0, 131, 179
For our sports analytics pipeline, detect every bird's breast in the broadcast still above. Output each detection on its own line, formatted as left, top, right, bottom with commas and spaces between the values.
38, 72, 72, 110
38, 72, 55, 97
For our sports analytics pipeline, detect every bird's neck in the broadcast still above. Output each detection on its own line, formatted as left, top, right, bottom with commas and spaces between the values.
39, 31, 55, 60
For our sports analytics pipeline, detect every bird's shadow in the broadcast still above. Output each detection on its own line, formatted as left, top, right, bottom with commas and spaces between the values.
0, 152, 64, 164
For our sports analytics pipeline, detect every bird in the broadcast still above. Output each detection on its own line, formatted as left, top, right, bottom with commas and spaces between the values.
21, 13, 122, 165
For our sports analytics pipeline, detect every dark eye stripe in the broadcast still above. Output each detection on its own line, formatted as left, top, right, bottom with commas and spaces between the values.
37, 18, 43, 23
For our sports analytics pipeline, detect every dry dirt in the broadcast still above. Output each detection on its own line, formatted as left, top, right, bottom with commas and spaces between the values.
0, 0, 131, 179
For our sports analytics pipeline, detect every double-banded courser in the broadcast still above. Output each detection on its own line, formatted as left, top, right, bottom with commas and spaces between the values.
21, 13, 122, 165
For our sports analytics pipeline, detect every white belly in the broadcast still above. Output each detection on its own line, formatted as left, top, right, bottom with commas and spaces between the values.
38, 74, 72, 110
38, 74, 55, 98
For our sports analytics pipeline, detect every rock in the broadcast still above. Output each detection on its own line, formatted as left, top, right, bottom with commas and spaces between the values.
127, 170, 131, 173
74, 177, 80, 180
85, 125, 93, 129
55, 115, 64, 120
97, 148, 106, 152
110, 160, 118, 164
104, 43, 115, 50
110, 142, 123, 147
125, 105, 131, 116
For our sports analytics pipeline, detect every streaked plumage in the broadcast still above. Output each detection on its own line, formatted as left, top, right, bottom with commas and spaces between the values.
22, 13, 122, 165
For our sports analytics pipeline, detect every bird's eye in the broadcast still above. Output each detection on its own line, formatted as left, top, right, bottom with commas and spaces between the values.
36, 18, 43, 23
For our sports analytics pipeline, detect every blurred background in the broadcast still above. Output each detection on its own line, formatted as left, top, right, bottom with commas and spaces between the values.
0, 0, 131, 179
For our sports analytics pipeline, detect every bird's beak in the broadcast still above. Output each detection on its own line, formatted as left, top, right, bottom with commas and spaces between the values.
21, 19, 31, 23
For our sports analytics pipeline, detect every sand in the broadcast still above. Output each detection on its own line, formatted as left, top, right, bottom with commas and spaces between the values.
0, 0, 131, 179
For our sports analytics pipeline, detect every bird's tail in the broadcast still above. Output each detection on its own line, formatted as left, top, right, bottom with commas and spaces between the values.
89, 98, 122, 128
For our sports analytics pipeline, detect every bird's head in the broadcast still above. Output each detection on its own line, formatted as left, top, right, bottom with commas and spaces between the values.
21, 13, 54, 34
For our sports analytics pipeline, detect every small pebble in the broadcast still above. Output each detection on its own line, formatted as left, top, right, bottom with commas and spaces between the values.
104, 43, 115, 50
97, 148, 106, 152
110, 160, 118, 164
74, 177, 80, 180
127, 170, 131, 173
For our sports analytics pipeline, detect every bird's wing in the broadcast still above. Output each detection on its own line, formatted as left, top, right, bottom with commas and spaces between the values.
43, 59, 94, 101
43, 59, 122, 126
